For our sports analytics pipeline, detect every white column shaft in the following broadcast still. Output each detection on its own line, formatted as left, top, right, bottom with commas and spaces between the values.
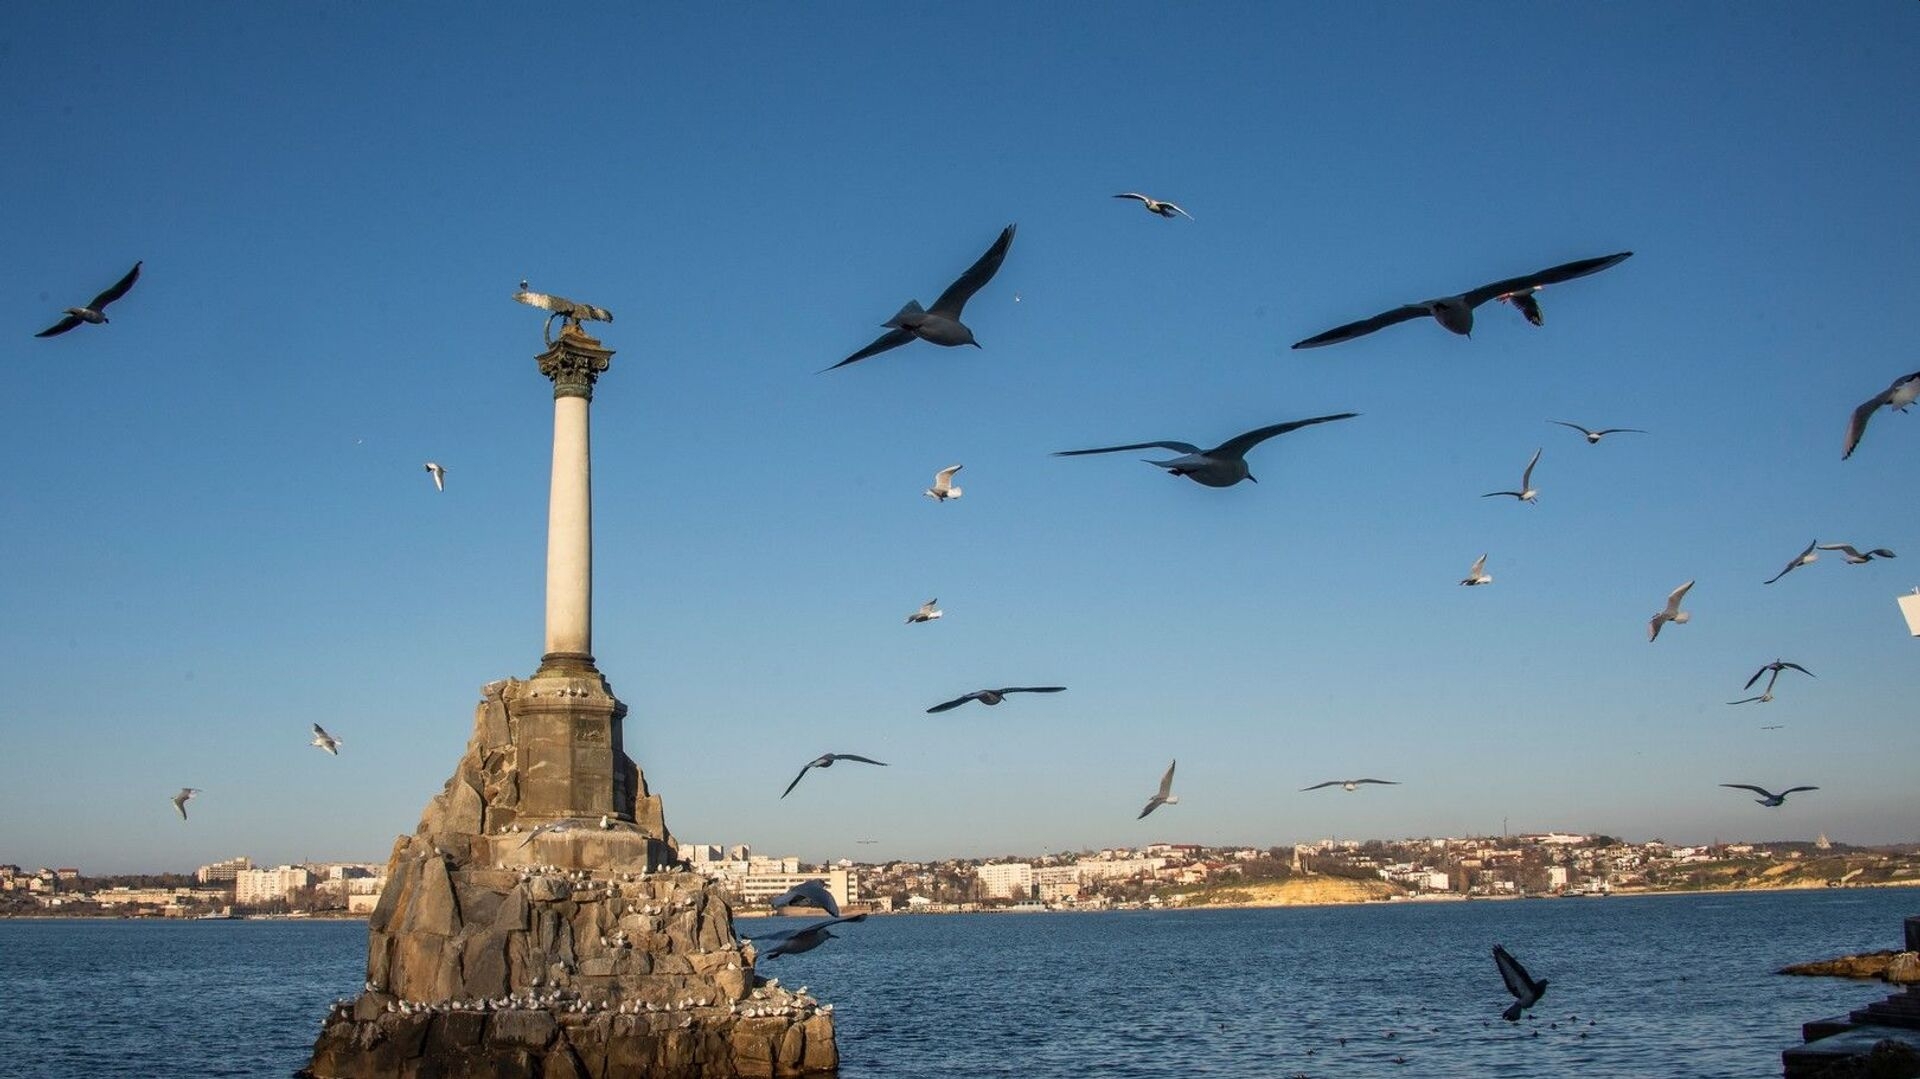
544, 394, 592, 657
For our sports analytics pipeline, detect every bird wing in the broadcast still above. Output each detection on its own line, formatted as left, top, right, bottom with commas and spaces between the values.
1666, 580, 1694, 610
825, 327, 915, 371
1550, 421, 1595, 437
926, 693, 981, 714
1164, 202, 1194, 220
833, 754, 888, 766
1727, 695, 1766, 706
1157, 760, 1176, 798
1113, 193, 1151, 204
1816, 544, 1864, 558
1594, 428, 1646, 436
1843, 391, 1889, 459
1210, 413, 1360, 459
1520, 447, 1541, 489
89, 261, 142, 310
1463, 251, 1633, 308
1780, 786, 1819, 795
780, 763, 815, 799
1743, 666, 1769, 690
1764, 542, 1816, 584
1777, 661, 1814, 678
929, 224, 1016, 319
1054, 440, 1202, 457
1492, 945, 1534, 999
1353, 779, 1398, 786
935, 465, 963, 483
999, 687, 1066, 695
1300, 781, 1340, 791
312, 723, 329, 738
34, 314, 83, 338
1468, 554, 1487, 576
1291, 304, 1430, 349
1721, 784, 1774, 797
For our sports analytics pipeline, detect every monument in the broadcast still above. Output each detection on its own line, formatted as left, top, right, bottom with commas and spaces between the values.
302, 298, 840, 1078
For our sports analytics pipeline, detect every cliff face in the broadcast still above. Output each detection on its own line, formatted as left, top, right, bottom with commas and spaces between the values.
303, 677, 838, 1079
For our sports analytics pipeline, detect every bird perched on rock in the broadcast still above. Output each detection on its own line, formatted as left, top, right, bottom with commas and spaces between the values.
1054, 413, 1358, 488
513, 280, 612, 342
423, 462, 446, 492
1817, 542, 1896, 564
37, 261, 142, 338
781, 753, 888, 799
1648, 580, 1694, 642
1843, 370, 1920, 459
905, 599, 942, 624
1493, 945, 1548, 1021
828, 225, 1015, 370
1482, 448, 1542, 503
1138, 760, 1179, 819
1550, 421, 1644, 445
927, 686, 1066, 714
1113, 192, 1193, 220
1720, 783, 1817, 808
172, 788, 201, 820
1301, 778, 1399, 792
752, 914, 866, 960
1764, 540, 1820, 584
924, 465, 963, 502
769, 879, 840, 918
1460, 553, 1493, 586
1292, 252, 1632, 348
310, 724, 342, 755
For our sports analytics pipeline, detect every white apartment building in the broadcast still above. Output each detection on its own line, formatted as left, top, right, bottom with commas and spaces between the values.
196, 856, 253, 884
735, 869, 857, 912
235, 865, 311, 905
976, 862, 1033, 900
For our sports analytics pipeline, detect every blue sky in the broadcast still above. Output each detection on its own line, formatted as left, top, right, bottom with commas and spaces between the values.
3, 5, 1917, 872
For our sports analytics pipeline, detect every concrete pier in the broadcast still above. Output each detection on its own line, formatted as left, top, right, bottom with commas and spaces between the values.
1781, 914, 1920, 1077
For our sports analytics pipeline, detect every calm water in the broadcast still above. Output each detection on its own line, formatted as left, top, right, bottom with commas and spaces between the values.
0, 889, 1912, 1078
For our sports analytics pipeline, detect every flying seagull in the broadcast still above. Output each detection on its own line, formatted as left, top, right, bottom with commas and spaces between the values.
1460, 554, 1492, 586
1648, 580, 1694, 642
1764, 540, 1819, 584
1720, 783, 1818, 808
924, 465, 964, 502
172, 788, 201, 821
512, 280, 612, 343
926, 686, 1066, 713
781, 753, 888, 799
1113, 192, 1193, 220
827, 225, 1016, 371
1291, 251, 1632, 349
1550, 421, 1645, 445
1482, 448, 1543, 503
769, 879, 840, 918
423, 462, 446, 492
752, 914, 867, 960
310, 724, 342, 755
37, 261, 142, 338
905, 599, 942, 624
1843, 370, 1920, 460
1493, 945, 1549, 1022
1138, 760, 1179, 819
1817, 543, 1896, 564
1053, 412, 1358, 488
1301, 779, 1400, 792
1729, 659, 1813, 704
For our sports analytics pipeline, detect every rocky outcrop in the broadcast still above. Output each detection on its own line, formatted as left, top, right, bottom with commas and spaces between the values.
302, 677, 837, 1078
1783, 951, 1920, 985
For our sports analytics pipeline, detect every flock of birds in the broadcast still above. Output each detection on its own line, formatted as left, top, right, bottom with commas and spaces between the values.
34, 188, 1913, 1028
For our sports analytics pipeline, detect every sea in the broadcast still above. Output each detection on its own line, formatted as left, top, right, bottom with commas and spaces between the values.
0, 887, 1913, 1078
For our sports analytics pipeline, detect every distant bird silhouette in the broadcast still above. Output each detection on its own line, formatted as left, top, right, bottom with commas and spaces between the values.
1843, 370, 1920, 459
926, 686, 1065, 713
1482, 448, 1542, 503
1764, 540, 1819, 584
1550, 421, 1644, 445
1817, 543, 1896, 564
1113, 192, 1193, 220
1138, 760, 1179, 819
1291, 252, 1631, 349
1648, 580, 1694, 642
1745, 659, 1814, 690
769, 879, 840, 918
752, 914, 866, 959
424, 462, 446, 492
1460, 553, 1493, 586
781, 753, 887, 799
172, 788, 201, 820
1054, 413, 1358, 488
924, 465, 964, 502
310, 724, 342, 755
1302, 778, 1399, 792
1493, 944, 1548, 1021
905, 599, 942, 624
1720, 783, 1817, 807
828, 225, 1015, 370
37, 261, 142, 337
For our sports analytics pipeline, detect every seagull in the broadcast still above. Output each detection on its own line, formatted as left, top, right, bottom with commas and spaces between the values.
1482, 448, 1542, 503
769, 879, 840, 918
1729, 661, 1812, 705
36, 261, 142, 338
1301, 779, 1399, 792
1493, 945, 1549, 1022
1648, 580, 1694, 642
752, 914, 867, 960
781, 753, 888, 799
1053, 413, 1358, 488
172, 788, 201, 820
423, 462, 446, 492
1460, 554, 1493, 586
1817, 543, 1896, 564
905, 599, 942, 624
512, 280, 612, 342
1764, 540, 1819, 584
827, 225, 1016, 370
1550, 421, 1645, 445
514, 818, 601, 847
310, 724, 342, 755
924, 465, 963, 502
1720, 783, 1818, 808
926, 686, 1066, 713
1760, 725, 1785, 731
1138, 760, 1178, 819
1113, 193, 1193, 220
1291, 252, 1632, 349
1843, 370, 1920, 459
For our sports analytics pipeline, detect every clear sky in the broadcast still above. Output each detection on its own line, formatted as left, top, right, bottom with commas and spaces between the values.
3, 5, 1917, 873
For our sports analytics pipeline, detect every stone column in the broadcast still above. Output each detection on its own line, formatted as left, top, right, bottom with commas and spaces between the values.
535, 323, 612, 677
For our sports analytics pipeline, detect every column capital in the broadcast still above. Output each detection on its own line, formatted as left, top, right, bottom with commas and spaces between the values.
536, 323, 614, 400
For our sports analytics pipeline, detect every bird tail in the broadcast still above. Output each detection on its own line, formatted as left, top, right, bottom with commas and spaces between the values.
1503, 1001, 1524, 1022
883, 300, 926, 328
